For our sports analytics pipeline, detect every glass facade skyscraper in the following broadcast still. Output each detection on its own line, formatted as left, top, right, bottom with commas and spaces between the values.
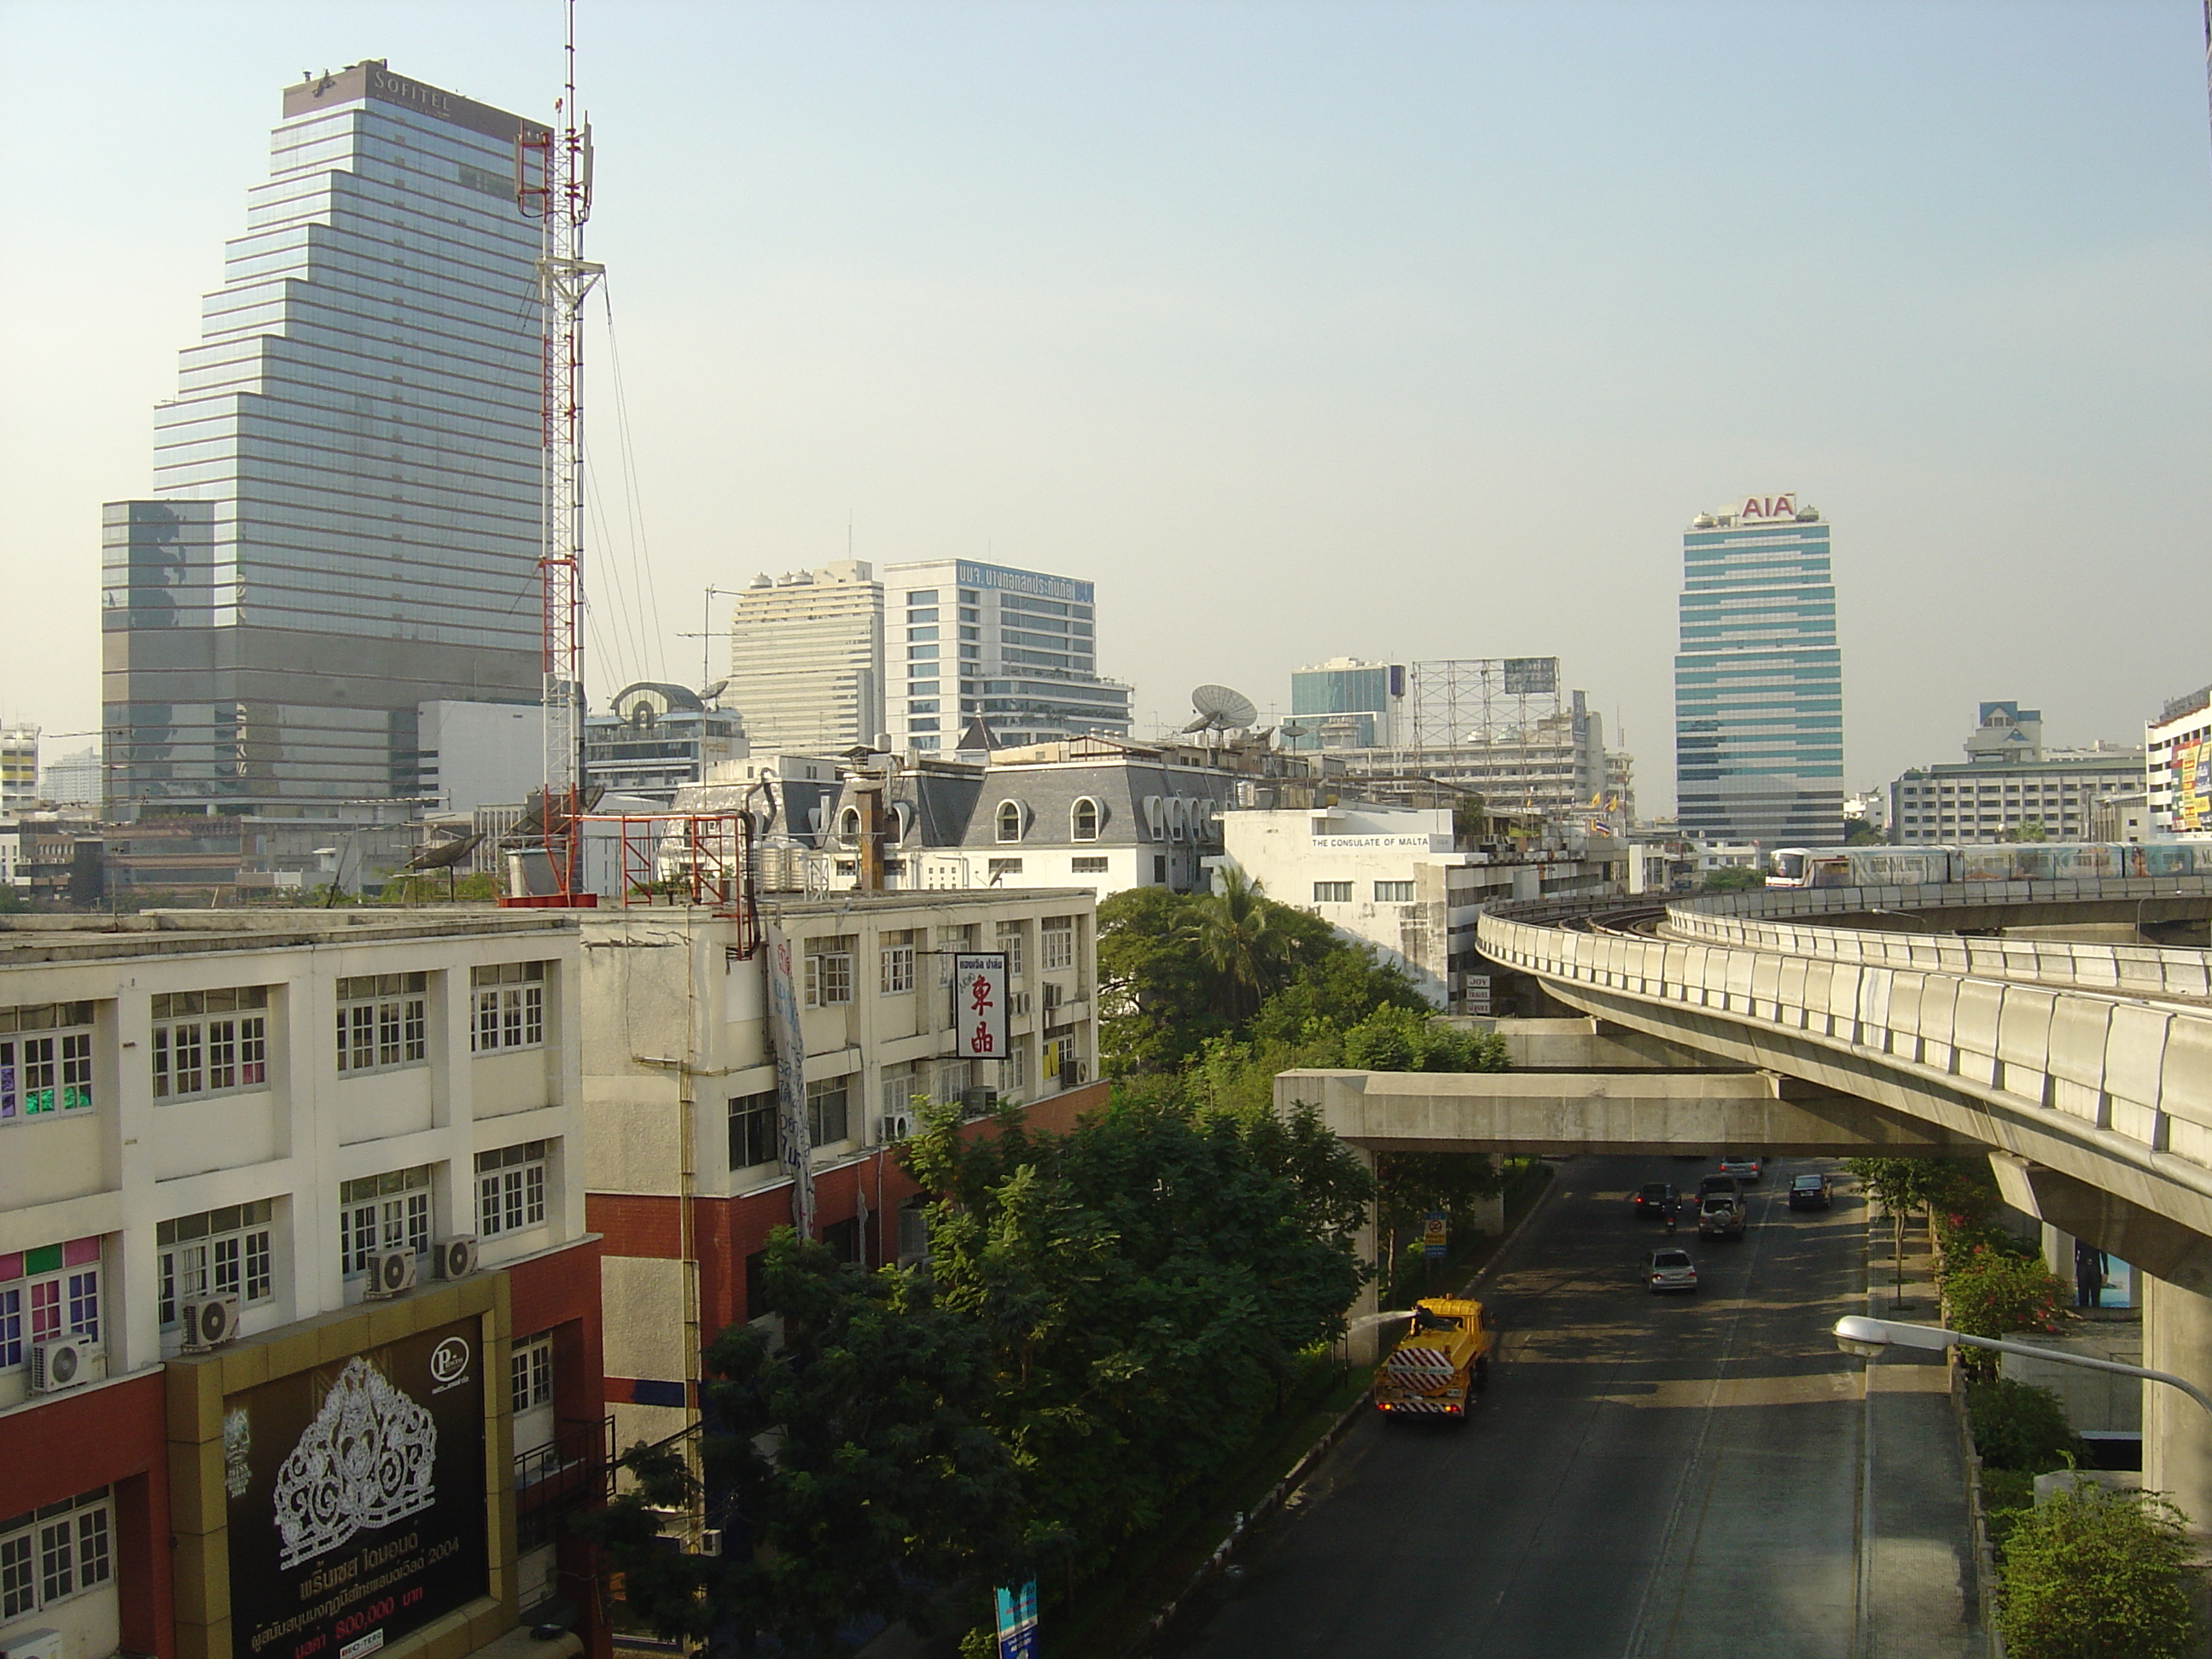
1674, 493, 1844, 845
103, 63, 547, 816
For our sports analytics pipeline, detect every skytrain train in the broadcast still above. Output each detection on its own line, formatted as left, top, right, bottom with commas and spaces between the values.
1766, 843, 2212, 889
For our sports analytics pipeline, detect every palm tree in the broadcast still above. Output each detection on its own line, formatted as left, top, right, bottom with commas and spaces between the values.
1185, 866, 1288, 1022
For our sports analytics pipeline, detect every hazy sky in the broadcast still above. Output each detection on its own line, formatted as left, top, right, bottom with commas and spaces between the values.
3, 1, 2208, 812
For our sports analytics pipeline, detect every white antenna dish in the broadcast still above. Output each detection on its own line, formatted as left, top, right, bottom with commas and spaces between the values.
1183, 684, 1258, 735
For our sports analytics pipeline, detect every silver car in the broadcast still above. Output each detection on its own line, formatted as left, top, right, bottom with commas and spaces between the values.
1648, 1248, 1699, 1294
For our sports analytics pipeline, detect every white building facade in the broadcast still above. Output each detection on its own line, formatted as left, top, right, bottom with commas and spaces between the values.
726, 562, 885, 754
2149, 685, 2212, 836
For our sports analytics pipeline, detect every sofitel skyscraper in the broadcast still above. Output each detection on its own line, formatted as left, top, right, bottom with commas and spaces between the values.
102, 63, 547, 816
1673, 492, 1844, 845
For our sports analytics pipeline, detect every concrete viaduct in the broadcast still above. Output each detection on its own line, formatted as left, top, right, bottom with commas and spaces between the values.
1277, 876, 2212, 1532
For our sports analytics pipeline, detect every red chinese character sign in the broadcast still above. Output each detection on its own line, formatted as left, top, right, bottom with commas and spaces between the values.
953, 952, 1009, 1062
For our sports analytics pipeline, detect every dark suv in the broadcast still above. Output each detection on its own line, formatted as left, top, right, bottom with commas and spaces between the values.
1633, 1182, 1679, 1220
1697, 1173, 1743, 1205
1788, 1173, 1832, 1210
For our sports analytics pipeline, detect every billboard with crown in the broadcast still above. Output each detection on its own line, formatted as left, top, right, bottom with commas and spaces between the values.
224, 1318, 489, 1659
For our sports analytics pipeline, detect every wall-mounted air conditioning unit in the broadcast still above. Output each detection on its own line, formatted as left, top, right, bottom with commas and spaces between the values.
881, 1111, 914, 1143
29, 1336, 104, 1394
364, 1247, 417, 1300
1, 1628, 64, 1659
180, 1295, 242, 1352
696, 1528, 724, 1558
1062, 1059, 1087, 1086
1008, 991, 1031, 1017
434, 1236, 480, 1281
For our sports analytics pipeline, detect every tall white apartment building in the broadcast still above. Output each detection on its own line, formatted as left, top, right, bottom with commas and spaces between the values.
726, 562, 885, 754
882, 559, 1132, 754
2, 726, 37, 815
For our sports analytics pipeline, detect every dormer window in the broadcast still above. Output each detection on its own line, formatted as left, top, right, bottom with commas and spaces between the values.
837, 806, 861, 848
996, 801, 1026, 843
1071, 798, 1100, 841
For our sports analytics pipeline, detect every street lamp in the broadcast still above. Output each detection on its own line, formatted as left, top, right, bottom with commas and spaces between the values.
1863, 907, 1936, 934
1833, 1314, 2212, 1419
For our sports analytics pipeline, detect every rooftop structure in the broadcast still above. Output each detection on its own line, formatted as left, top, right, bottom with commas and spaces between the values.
1889, 701, 2145, 844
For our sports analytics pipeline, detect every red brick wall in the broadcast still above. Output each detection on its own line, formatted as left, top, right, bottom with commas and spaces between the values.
0, 1371, 173, 1657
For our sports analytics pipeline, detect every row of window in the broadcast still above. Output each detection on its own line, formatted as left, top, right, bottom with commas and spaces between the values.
996, 798, 1103, 842
2, 964, 550, 1122
728, 1041, 1073, 1171
1314, 881, 1417, 904
803, 922, 1075, 1007
0, 1241, 101, 1371
0, 1487, 112, 1623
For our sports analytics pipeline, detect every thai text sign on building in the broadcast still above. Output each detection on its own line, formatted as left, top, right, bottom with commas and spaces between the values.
224, 1318, 488, 1659
953, 952, 1009, 1062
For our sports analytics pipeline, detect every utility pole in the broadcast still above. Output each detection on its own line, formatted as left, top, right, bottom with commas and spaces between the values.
516, 0, 604, 899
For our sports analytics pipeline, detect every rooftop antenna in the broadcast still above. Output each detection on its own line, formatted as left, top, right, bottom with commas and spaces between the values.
512, 0, 604, 903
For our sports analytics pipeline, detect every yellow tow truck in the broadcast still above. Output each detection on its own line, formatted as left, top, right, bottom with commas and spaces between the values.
1374, 1297, 1493, 1421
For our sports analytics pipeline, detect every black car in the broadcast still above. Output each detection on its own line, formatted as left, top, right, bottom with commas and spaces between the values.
1697, 1173, 1743, 1204
1633, 1182, 1679, 1219
1788, 1173, 1832, 1210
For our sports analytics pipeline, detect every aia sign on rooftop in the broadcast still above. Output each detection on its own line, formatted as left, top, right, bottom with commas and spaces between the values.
1739, 495, 1796, 520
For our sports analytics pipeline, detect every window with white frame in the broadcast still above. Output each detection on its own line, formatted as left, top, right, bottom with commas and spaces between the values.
0, 1239, 101, 1371
152, 987, 269, 1100
996, 921, 1025, 978
804, 937, 856, 1007
1313, 882, 1352, 905
340, 1166, 433, 1275
881, 1064, 917, 1121
1004, 1041, 1028, 1093
806, 1075, 851, 1145
476, 1142, 549, 1237
1071, 798, 1100, 841
1070, 856, 1109, 874
511, 1332, 555, 1415
1374, 881, 1414, 903
0, 1002, 96, 1124
0, 1486, 113, 1623
995, 800, 1025, 843
472, 963, 546, 1052
938, 1059, 971, 1101
880, 930, 915, 995
336, 972, 428, 1074
158, 1202, 274, 1328
1041, 917, 1075, 972
729, 1090, 778, 1170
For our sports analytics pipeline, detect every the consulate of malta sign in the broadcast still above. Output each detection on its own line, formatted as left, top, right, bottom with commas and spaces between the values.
224, 1319, 489, 1659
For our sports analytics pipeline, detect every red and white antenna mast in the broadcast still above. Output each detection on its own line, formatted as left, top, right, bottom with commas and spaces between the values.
515, 0, 602, 899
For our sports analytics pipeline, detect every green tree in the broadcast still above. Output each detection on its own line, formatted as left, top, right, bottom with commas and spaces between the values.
1845, 819, 1885, 846
1843, 1157, 1950, 1299
1700, 865, 1765, 892
1998, 1486, 2201, 1659
1965, 1377, 2082, 1473
1096, 887, 1227, 1074
575, 1231, 1029, 1655
1941, 1245, 2065, 1376
1185, 865, 1293, 1022
900, 1097, 1369, 1569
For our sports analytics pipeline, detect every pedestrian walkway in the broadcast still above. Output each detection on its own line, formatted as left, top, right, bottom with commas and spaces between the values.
1860, 1215, 1986, 1659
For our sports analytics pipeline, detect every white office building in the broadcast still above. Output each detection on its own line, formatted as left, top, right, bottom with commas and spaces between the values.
2149, 684, 2212, 836
882, 559, 1132, 754
726, 562, 885, 754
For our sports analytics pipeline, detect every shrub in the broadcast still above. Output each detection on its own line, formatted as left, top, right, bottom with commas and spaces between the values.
1978, 1465, 2037, 1549
1966, 1377, 2081, 1472
1941, 1245, 2064, 1377
1997, 1486, 2201, 1659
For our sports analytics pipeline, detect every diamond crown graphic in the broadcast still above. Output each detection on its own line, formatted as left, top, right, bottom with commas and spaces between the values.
272, 1356, 438, 1568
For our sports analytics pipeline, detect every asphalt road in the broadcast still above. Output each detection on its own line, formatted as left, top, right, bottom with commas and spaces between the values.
1166, 1155, 1978, 1659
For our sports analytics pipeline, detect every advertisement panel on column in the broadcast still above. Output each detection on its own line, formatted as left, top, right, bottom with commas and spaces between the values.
224, 1318, 488, 1659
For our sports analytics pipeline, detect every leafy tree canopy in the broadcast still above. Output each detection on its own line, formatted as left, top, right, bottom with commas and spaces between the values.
1999, 1486, 2202, 1659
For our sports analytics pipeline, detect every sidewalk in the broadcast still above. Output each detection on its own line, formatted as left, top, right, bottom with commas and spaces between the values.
1860, 1217, 1987, 1658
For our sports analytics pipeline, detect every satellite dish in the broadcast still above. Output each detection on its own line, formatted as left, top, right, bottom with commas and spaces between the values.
1185, 684, 1258, 734
405, 831, 484, 872
700, 678, 731, 702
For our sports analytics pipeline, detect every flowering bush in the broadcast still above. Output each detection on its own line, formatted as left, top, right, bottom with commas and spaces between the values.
1940, 1243, 2065, 1377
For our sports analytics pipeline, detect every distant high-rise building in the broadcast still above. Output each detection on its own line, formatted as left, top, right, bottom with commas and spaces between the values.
727, 562, 885, 753
1674, 493, 1844, 844
1287, 659, 1404, 750
102, 63, 547, 817
41, 746, 103, 813
882, 559, 1132, 752
1, 726, 38, 815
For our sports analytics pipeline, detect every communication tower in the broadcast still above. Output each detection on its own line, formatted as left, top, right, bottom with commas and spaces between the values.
513, 2, 603, 899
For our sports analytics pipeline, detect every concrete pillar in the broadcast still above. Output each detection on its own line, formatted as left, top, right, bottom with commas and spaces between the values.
1347, 1143, 1382, 1366
2142, 1269, 2212, 1545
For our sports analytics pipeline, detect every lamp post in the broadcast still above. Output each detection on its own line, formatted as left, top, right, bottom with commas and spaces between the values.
1833, 1314, 2212, 1419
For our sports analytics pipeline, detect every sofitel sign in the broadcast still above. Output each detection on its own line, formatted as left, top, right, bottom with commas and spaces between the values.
1738, 494, 1797, 520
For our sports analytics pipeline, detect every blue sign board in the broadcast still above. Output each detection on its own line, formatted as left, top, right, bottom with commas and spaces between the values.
994, 1580, 1039, 1659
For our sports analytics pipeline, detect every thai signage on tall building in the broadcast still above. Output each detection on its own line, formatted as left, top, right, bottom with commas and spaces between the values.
224, 1319, 488, 1659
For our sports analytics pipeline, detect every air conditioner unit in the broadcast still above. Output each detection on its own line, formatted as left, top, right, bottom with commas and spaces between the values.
29, 1336, 104, 1394
1063, 1059, 1087, 1086
2, 1629, 64, 1659
364, 1247, 417, 1300
696, 1528, 724, 1558
1008, 991, 1031, 1017
881, 1111, 914, 1143
180, 1295, 242, 1352
434, 1236, 480, 1281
